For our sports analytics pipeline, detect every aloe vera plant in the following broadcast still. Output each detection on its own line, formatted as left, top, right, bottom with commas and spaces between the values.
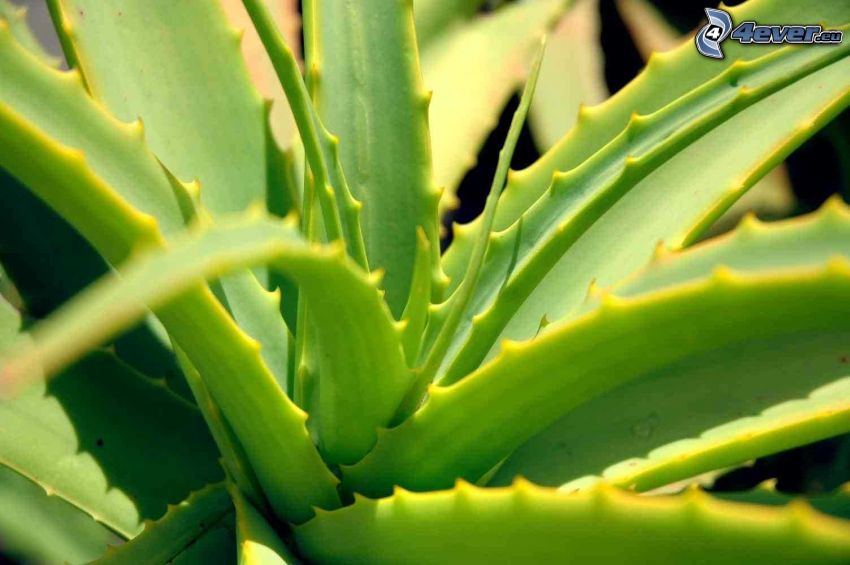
1, 0, 850, 562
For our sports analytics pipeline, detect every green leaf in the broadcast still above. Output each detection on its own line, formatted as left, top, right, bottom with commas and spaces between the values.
0, 25, 334, 524
0, 465, 115, 564
49, 0, 294, 392
49, 0, 265, 217
423, 0, 567, 213
528, 0, 608, 151
96, 484, 232, 565
437, 27, 850, 386
0, 353, 223, 538
344, 257, 850, 497
230, 484, 301, 564
445, 0, 849, 251
0, 19, 181, 260
0, 272, 219, 542
4, 214, 410, 468
405, 40, 545, 417
296, 481, 850, 564
492, 200, 850, 491
243, 0, 367, 267
310, 0, 441, 316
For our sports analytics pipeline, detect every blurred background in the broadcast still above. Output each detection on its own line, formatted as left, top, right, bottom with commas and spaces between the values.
2, 0, 849, 562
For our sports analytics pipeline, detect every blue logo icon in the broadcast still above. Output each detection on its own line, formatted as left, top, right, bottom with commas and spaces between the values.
696, 8, 733, 59
695, 8, 844, 60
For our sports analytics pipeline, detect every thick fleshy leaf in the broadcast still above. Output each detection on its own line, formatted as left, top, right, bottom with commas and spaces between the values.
345, 257, 850, 497
297, 481, 850, 564
491, 200, 850, 490
423, 0, 567, 212
49, 0, 265, 216
49, 0, 293, 390
436, 24, 850, 385
0, 352, 222, 537
614, 0, 796, 238
528, 0, 608, 151
309, 0, 441, 316
0, 464, 114, 564
0, 285, 220, 540
96, 484, 232, 564
444, 0, 849, 249
0, 25, 336, 524
3, 215, 410, 468
231, 484, 301, 564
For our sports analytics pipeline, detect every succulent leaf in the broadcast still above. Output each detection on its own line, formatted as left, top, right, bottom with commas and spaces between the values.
344, 257, 850, 497
48, 0, 295, 392
0, 441, 115, 564
436, 29, 850, 386
0, 294, 222, 537
296, 480, 850, 564
493, 200, 850, 491
308, 0, 441, 317
230, 483, 301, 564
0, 22, 337, 524
48, 0, 266, 218
443, 0, 850, 263
96, 484, 232, 564
3, 215, 410, 467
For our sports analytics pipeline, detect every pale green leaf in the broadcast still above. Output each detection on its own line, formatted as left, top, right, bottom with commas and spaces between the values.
310, 0, 441, 316
4, 214, 410, 468
345, 257, 850, 497
437, 24, 850, 385
297, 481, 850, 564
97, 484, 232, 565
0, 443, 115, 564
231, 484, 301, 564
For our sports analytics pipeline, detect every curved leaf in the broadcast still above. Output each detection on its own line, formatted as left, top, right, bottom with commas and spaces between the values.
296, 480, 850, 564
97, 484, 232, 564
49, 0, 293, 391
3, 215, 410, 467
493, 200, 850, 490
230, 484, 301, 564
0, 352, 223, 538
344, 258, 850, 497
0, 454, 114, 564
49, 0, 266, 217
444, 0, 850, 270
0, 24, 336, 524
436, 29, 850, 385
